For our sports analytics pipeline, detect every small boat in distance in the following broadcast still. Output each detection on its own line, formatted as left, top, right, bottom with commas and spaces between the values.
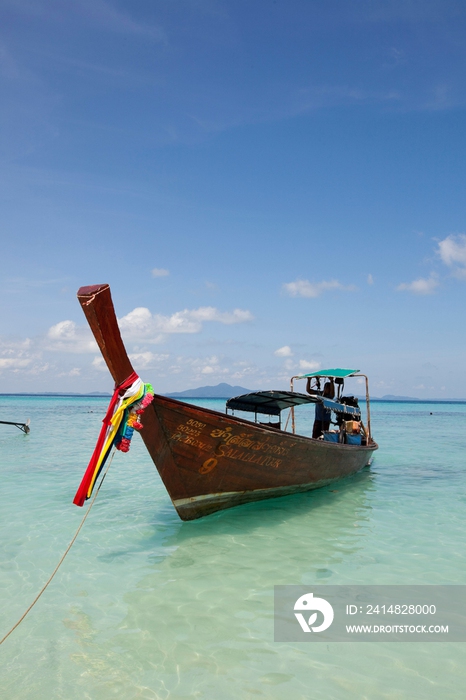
74, 284, 378, 520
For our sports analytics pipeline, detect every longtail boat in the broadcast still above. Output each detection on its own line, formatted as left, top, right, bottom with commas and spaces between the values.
74, 284, 378, 520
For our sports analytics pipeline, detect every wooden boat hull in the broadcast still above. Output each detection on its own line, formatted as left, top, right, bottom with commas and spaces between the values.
141, 394, 376, 519
76, 284, 378, 520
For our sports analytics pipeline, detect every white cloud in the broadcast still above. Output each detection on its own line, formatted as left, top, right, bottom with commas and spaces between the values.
46, 320, 98, 352
129, 352, 155, 369
118, 308, 162, 341
118, 305, 253, 341
92, 356, 106, 371
0, 337, 36, 372
367, 274, 374, 285
0, 337, 31, 351
128, 351, 170, 369
151, 268, 170, 278
396, 274, 439, 295
28, 363, 50, 375
190, 307, 254, 325
299, 360, 321, 371
230, 364, 257, 381
274, 345, 293, 357
437, 234, 466, 278
173, 354, 231, 380
283, 279, 356, 298
0, 357, 31, 369
58, 367, 81, 377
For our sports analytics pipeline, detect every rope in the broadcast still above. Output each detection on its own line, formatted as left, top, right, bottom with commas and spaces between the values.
0, 450, 116, 647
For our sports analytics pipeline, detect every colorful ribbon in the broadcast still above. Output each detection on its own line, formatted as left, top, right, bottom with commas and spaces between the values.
73, 373, 154, 507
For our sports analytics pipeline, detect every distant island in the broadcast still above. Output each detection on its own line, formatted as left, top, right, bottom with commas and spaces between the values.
375, 394, 419, 401
166, 383, 252, 398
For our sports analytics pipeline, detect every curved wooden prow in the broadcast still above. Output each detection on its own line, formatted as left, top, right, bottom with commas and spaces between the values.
77, 284, 134, 386
77, 284, 190, 512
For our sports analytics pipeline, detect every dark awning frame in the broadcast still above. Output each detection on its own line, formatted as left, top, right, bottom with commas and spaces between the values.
226, 391, 360, 418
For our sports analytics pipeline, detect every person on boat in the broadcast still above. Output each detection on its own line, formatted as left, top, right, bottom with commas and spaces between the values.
306, 378, 335, 439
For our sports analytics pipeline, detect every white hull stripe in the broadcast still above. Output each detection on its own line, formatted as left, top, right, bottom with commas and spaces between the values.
173, 491, 246, 507
172, 479, 341, 508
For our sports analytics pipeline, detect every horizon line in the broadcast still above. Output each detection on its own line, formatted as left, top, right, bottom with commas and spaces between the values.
2, 392, 466, 404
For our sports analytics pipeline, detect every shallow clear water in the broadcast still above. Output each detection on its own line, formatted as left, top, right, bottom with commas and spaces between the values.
1, 396, 466, 699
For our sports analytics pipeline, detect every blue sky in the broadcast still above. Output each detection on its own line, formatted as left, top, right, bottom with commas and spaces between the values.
1, 0, 466, 397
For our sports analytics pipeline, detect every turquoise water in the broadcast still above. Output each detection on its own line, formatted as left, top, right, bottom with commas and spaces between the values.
1, 396, 466, 699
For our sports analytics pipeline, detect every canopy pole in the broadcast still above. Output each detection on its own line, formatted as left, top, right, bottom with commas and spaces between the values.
365, 376, 372, 442
290, 376, 297, 434
354, 374, 371, 443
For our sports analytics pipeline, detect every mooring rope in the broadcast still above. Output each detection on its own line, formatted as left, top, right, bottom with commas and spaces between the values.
0, 450, 116, 647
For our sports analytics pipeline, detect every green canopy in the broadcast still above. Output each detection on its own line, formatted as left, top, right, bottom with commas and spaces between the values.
294, 368, 359, 380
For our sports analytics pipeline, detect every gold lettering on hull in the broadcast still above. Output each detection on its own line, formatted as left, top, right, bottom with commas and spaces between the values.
210, 426, 294, 456
170, 433, 211, 451
217, 444, 282, 469
170, 419, 210, 449
175, 420, 207, 437
199, 458, 218, 474
169, 420, 292, 474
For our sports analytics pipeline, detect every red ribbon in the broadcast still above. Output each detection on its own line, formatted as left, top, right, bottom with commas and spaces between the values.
73, 372, 139, 507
